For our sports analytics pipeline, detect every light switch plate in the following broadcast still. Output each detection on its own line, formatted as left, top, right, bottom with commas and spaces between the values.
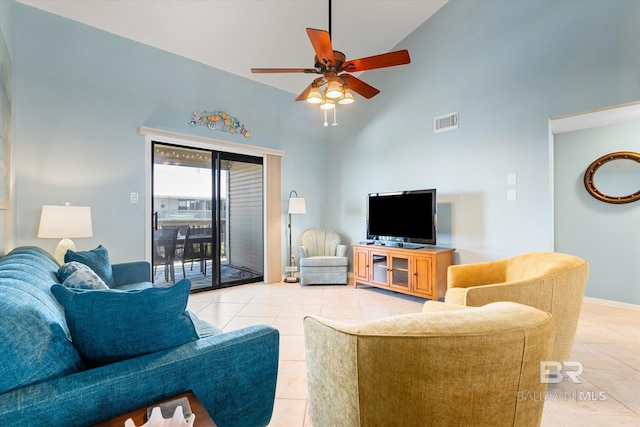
507, 189, 517, 201
507, 173, 517, 186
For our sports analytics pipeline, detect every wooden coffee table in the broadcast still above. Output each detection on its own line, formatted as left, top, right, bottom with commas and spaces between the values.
92, 391, 216, 426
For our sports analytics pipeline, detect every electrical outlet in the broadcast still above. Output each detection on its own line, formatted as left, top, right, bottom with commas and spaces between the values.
130, 192, 139, 203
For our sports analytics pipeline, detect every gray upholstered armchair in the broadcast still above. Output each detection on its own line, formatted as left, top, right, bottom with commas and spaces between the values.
298, 228, 348, 285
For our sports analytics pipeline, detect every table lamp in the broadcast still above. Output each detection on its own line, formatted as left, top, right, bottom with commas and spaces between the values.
285, 190, 306, 283
38, 203, 93, 264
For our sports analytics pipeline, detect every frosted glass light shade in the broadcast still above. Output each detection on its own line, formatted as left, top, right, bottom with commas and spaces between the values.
320, 98, 335, 110
288, 198, 307, 215
338, 89, 355, 105
325, 80, 343, 99
306, 86, 323, 104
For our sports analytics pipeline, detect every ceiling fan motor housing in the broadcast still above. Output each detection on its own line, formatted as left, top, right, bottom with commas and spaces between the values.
314, 51, 346, 73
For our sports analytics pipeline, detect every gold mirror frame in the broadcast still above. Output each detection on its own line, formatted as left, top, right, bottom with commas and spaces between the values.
583, 151, 640, 204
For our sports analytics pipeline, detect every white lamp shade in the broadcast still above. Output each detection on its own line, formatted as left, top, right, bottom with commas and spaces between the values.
288, 197, 307, 215
38, 205, 93, 238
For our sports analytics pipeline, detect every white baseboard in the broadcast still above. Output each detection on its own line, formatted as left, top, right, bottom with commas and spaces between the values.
583, 296, 640, 312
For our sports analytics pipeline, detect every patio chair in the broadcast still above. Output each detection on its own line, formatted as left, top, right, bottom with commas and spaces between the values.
181, 226, 213, 278
153, 227, 179, 283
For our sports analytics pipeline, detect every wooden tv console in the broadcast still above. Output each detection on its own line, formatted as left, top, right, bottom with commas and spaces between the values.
352, 243, 455, 300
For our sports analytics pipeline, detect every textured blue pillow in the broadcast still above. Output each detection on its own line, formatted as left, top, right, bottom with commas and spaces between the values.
57, 261, 88, 282
63, 268, 109, 289
51, 279, 198, 366
58, 261, 108, 289
64, 245, 114, 288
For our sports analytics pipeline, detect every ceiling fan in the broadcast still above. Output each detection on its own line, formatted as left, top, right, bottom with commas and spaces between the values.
250, 0, 411, 110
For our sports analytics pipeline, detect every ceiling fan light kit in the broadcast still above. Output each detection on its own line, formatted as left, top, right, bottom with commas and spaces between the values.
325, 79, 343, 99
251, 0, 410, 125
320, 98, 335, 110
338, 88, 354, 105
307, 84, 323, 104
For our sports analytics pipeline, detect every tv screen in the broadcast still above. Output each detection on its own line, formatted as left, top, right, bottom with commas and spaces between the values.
367, 189, 436, 245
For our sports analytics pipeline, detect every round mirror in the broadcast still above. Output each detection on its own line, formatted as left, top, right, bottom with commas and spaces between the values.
583, 151, 640, 204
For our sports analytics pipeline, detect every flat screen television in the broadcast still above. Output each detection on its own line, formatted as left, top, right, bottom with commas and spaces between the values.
367, 189, 436, 246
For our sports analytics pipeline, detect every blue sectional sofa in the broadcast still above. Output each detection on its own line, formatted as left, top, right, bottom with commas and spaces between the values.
0, 246, 279, 427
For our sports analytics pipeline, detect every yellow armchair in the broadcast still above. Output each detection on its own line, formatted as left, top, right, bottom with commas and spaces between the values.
304, 302, 555, 427
438, 251, 588, 361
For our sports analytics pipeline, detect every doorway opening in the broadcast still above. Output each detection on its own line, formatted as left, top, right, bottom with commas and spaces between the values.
550, 101, 640, 307
152, 142, 264, 291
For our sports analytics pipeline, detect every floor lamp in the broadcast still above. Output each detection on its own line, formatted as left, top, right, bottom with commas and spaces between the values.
285, 190, 306, 283
38, 203, 93, 265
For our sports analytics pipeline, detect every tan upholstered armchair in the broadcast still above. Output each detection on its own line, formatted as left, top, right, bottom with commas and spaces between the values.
304, 302, 555, 427
298, 228, 348, 285
426, 252, 588, 361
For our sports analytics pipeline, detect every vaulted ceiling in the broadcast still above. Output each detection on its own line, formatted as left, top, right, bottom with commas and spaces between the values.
18, 0, 448, 96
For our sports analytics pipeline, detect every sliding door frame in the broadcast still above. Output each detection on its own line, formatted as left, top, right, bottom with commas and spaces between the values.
140, 126, 284, 283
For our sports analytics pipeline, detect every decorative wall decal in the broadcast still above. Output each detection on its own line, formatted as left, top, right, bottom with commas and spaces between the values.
189, 111, 251, 138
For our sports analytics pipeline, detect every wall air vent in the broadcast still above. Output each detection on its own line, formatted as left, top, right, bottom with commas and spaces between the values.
434, 112, 459, 133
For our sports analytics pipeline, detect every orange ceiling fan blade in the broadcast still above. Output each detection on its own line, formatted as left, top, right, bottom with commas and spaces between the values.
341, 74, 380, 99
251, 67, 317, 74
341, 50, 411, 73
306, 28, 335, 66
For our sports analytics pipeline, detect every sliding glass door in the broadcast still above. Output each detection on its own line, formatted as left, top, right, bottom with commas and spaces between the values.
218, 152, 264, 287
152, 142, 263, 291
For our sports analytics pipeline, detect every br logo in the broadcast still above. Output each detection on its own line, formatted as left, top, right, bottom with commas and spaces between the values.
540, 361, 584, 384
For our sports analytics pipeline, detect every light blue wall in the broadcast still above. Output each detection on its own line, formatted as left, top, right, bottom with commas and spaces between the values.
0, 0, 16, 255
325, 0, 640, 274
11, 1, 640, 304
14, 4, 326, 263
555, 120, 640, 305
0, 1, 14, 57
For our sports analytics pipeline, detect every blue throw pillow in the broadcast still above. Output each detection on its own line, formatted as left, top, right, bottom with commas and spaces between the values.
58, 261, 108, 289
62, 268, 109, 290
51, 279, 198, 366
64, 245, 115, 288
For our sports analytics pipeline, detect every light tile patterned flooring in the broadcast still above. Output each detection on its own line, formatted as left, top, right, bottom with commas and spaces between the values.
186, 282, 640, 427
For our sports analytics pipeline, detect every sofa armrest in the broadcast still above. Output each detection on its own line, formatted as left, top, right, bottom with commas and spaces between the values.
298, 246, 309, 259
447, 258, 509, 289
0, 325, 279, 427
336, 244, 347, 257
111, 261, 151, 286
